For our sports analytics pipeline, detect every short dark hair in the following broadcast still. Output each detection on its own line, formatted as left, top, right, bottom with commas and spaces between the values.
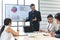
30, 4, 35, 7
47, 14, 53, 18
55, 13, 60, 21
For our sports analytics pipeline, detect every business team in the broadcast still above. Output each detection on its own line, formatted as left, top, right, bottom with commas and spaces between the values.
0, 4, 60, 40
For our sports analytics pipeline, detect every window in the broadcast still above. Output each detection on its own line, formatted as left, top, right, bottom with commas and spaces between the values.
2, 0, 38, 27
25, 0, 38, 10
3, 0, 17, 26
18, 0, 24, 5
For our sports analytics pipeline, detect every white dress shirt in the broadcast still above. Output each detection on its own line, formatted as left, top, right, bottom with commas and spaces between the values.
46, 22, 56, 32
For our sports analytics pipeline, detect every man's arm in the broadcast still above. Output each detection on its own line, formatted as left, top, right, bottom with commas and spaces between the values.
37, 12, 42, 21
23, 12, 30, 22
26, 12, 30, 21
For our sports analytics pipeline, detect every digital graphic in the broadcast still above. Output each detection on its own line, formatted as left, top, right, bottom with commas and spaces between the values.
5, 4, 31, 22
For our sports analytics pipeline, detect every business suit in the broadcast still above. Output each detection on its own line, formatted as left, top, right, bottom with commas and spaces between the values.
26, 10, 41, 31
55, 26, 60, 38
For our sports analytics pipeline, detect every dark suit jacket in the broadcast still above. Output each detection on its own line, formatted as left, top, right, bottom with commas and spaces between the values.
55, 26, 60, 38
26, 10, 41, 31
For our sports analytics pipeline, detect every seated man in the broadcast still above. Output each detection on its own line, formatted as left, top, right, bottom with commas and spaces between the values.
51, 13, 60, 38
40, 14, 57, 33
46, 14, 56, 32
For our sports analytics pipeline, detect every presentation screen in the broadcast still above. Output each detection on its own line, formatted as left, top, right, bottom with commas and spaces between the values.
5, 4, 31, 22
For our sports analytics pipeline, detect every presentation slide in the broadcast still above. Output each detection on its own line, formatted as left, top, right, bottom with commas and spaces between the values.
5, 4, 31, 22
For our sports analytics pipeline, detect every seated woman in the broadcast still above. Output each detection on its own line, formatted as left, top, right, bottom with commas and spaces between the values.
0, 18, 19, 40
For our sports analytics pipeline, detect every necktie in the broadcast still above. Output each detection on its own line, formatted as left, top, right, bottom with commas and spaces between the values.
48, 24, 52, 32
48, 24, 50, 32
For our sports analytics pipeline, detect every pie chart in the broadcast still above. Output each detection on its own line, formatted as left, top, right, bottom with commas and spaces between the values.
11, 7, 17, 13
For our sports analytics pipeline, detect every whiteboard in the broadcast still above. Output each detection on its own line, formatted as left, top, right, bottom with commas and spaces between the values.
5, 4, 31, 22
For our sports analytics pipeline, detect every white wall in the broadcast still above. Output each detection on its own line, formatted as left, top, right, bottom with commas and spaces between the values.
40, 0, 60, 30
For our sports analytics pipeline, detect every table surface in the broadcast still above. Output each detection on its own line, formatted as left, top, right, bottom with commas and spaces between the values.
12, 32, 60, 40
0, 27, 60, 40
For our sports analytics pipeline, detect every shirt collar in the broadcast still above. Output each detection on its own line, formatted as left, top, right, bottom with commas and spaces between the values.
31, 10, 37, 13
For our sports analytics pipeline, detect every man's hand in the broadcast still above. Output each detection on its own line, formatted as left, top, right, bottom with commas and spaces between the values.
50, 32, 55, 37
32, 17, 37, 21
39, 30, 45, 32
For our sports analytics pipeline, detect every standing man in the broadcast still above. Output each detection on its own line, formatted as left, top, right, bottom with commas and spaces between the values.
23, 4, 41, 32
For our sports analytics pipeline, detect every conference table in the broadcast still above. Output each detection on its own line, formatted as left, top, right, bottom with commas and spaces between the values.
9, 27, 60, 40
13, 32, 60, 40
0, 27, 60, 40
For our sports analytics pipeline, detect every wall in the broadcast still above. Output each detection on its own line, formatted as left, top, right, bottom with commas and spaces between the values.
40, 0, 60, 30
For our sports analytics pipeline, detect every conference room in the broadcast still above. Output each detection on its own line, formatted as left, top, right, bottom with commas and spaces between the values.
0, 0, 60, 40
